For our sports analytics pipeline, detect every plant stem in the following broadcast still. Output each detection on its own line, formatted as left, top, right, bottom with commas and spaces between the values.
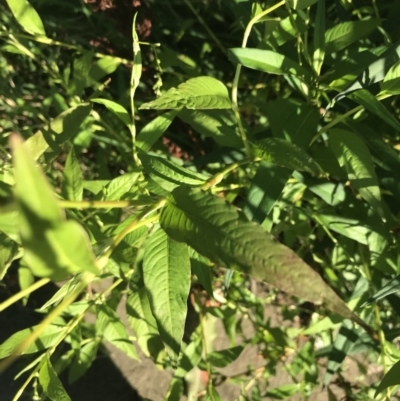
232, 0, 286, 155
0, 278, 50, 313
59, 199, 154, 209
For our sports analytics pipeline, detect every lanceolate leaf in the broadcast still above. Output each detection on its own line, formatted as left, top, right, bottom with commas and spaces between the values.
206, 345, 245, 368
160, 187, 368, 327
313, 0, 325, 76
381, 60, 400, 95
39, 356, 71, 401
91, 98, 131, 127
5, 0, 46, 36
329, 129, 384, 218
0, 231, 19, 280
325, 19, 379, 53
363, 275, 400, 306
228, 48, 311, 79
143, 227, 191, 365
62, 146, 83, 201
348, 89, 400, 132
330, 40, 400, 105
139, 77, 231, 110
252, 138, 323, 175
375, 360, 400, 397
139, 153, 208, 191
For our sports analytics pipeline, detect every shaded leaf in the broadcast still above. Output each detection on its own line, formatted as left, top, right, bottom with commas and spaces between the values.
5, 0, 46, 36
89, 56, 121, 82
190, 249, 213, 297
375, 359, 400, 397
207, 345, 245, 368
97, 303, 138, 360
143, 227, 191, 365
252, 138, 323, 175
139, 77, 231, 110
363, 275, 400, 306
25, 103, 92, 161
0, 325, 64, 358
103, 171, 141, 200
68, 339, 100, 383
313, 0, 325, 76
329, 129, 383, 218
265, 384, 300, 399
178, 109, 243, 148
228, 48, 311, 78
160, 187, 366, 325
287, 0, 318, 9
39, 357, 71, 401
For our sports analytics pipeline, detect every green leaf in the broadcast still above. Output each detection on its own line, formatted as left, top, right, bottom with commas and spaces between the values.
0, 325, 64, 358
349, 89, 400, 132
160, 187, 365, 324
381, 60, 400, 95
89, 56, 121, 82
12, 136, 99, 280
91, 98, 131, 127
228, 48, 311, 79
39, 356, 71, 401
178, 109, 243, 148
137, 110, 180, 152
175, 337, 202, 378
143, 227, 191, 365
139, 153, 208, 191
139, 77, 231, 110
252, 138, 323, 175
323, 320, 359, 385
325, 19, 379, 53
164, 378, 184, 401
97, 303, 138, 360
126, 266, 164, 358
103, 171, 141, 200
265, 384, 300, 399
313, 0, 325, 76
375, 359, 400, 397
190, 249, 213, 297
331, 40, 400, 104
363, 275, 400, 306
0, 231, 19, 280
5, 0, 46, 36
244, 161, 292, 224
68, 339, 100, 383
62, 146, 83, 201
329, 129, 384, 218
70, 51, 94, 96
25, 103, 92, 161
206, 345, 245, 368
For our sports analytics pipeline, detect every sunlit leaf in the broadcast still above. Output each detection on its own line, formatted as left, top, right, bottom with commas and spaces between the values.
375, 359, 400, 397
91, 98, 131, 127
325, 19, 379, 53
160, 187, 366, 324
329, 129, 384, 218
0, 231, 19, 280
206, 345, 245, 368
381, 60, 400, 95
139, 77, 231, 110
5, 0, 46, 36
62, 146, 83, 202
228, 48, 311, 78
143, 227, 191, 365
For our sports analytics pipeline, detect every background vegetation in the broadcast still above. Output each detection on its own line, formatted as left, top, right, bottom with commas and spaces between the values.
2, 0, 400, 400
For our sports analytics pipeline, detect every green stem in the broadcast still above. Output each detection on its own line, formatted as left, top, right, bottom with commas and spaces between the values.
0, 278, 50, 313
201, 157, 254, 191
232, 0, 286, 154
59, 199, 154, 209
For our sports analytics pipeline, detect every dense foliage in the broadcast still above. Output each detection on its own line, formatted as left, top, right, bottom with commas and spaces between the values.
2, 0, 400, 400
